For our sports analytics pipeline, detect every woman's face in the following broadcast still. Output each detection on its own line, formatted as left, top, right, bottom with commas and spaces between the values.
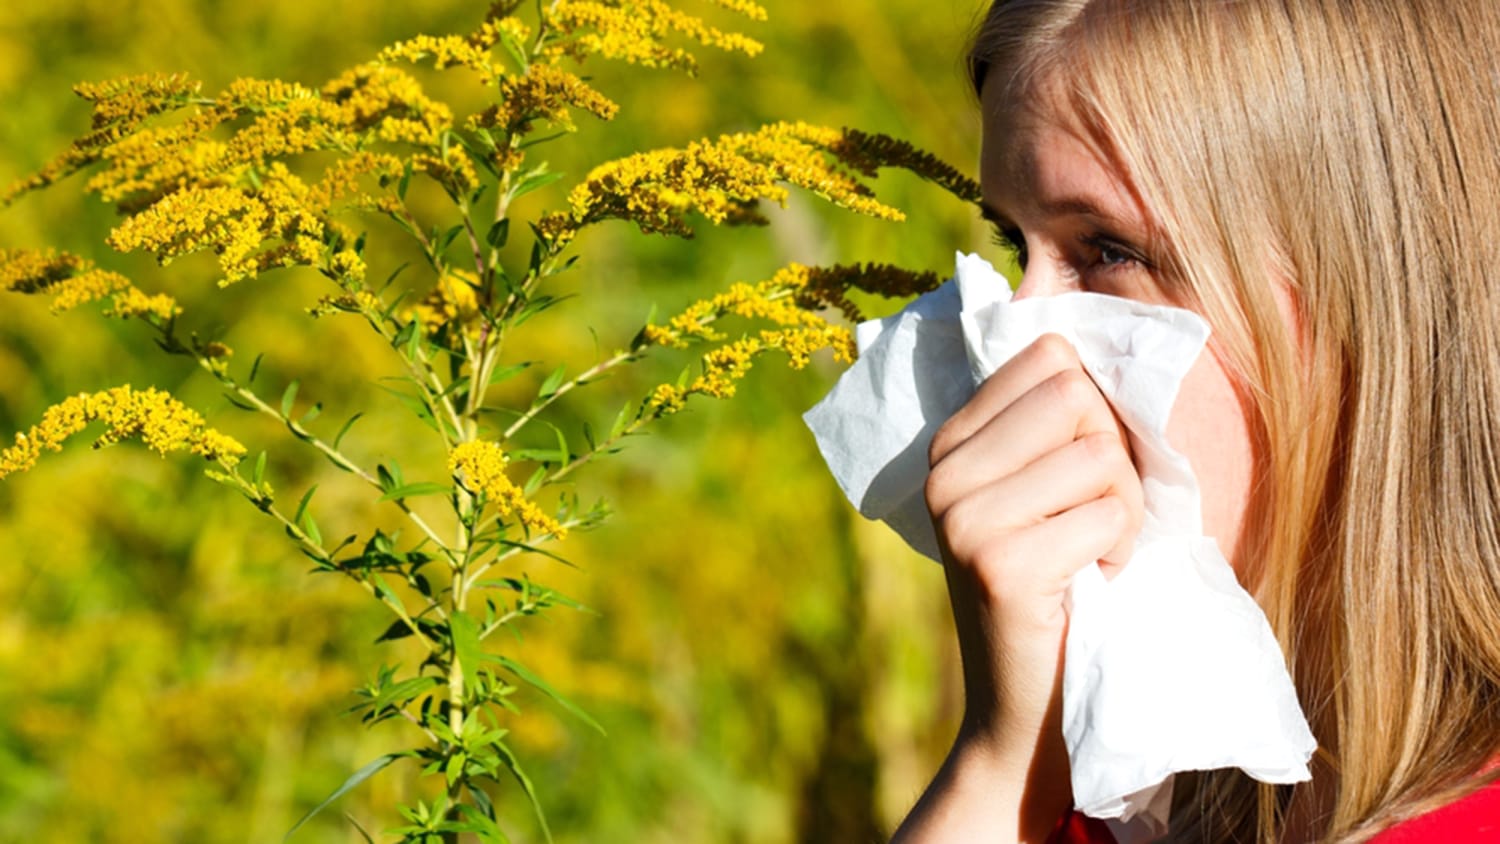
978, 79, 1261, 569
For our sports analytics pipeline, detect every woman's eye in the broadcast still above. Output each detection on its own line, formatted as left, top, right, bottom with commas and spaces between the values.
1082, 234, 1145, 272
1098, 242, 1132, 267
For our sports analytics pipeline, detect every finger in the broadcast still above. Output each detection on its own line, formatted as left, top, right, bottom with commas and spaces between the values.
926, 367, 1124, 517
937, 432, 1144, 567
962, 496, 1130, 625
929, 333, 1082, 467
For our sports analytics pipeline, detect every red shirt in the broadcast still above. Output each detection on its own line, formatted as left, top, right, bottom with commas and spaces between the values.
1048, 778, 1500, 843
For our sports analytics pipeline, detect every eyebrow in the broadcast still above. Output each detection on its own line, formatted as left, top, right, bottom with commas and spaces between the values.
982, 194, 1138, 230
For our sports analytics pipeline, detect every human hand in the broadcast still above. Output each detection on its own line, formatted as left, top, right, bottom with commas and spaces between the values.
924, 333, 1145, 819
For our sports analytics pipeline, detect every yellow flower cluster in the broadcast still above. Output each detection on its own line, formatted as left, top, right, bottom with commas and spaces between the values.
74, 72, 202, 130
106, 163, 330, 285
642, 260, 938, 415
307, 152, 405, 212
411, 145, 480, 197
379, 33, 498, 78
643, 265, 835, 348
2, 249, 181, 321
86, 116, 231, 205
449, 440, 566, 537
648, 321, 854, 413
405, 268, 483, 344
308, 290, 384, 318
484, 64, 619, 134
545, 0, 763, 74
475, 14, 531, 51
0, 385, 245, 480
550, 121, 904, 241
322, 64, 453, 146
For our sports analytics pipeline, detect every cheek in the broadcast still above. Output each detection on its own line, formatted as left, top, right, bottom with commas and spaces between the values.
1165, 346, 1257, 568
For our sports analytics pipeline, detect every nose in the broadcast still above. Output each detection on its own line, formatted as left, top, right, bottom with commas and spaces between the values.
1010, 261, 1069, 301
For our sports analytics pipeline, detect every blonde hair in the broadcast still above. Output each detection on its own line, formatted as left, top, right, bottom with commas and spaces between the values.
969, 1, 1500, 841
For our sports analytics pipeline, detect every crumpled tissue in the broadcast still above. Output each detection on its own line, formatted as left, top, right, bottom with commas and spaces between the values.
803, 253, 1316, 838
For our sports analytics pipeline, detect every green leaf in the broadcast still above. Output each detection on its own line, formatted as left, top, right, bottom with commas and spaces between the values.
223, 392, 257, 412
486, 218, 510, 249
537, 365, 567, 400
445, 751, 465, 788
450, 611, 483, 699
252, 451, 268, 486
294, 485, 318, 525
284, 754, 403, 841
280, 380, 300, 418
397, 161, 413, 200
390, 320, 418, 351
377, 482, 453, 503
497, 656, 605, 735
333, 412, 364, 450
439, 224, 464, 254
454, 803, 508, 844
248, 353, 265, 384
494, 742, 551, 843
488, 362, 531, 386
299, 402, 323, 425
343, 812, 376, 844
299, 508, 323, 548
510, 168, 564, 202
365, 674, 441, 713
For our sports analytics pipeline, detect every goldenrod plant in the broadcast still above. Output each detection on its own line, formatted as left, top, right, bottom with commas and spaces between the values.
0, 1, 976, 839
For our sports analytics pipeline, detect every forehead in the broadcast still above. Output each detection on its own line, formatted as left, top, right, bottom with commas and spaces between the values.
977, 68, 1151, 226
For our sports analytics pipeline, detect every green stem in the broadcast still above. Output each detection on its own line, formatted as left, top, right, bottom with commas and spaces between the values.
219, 466, 441, 655
502, 347, 641, 441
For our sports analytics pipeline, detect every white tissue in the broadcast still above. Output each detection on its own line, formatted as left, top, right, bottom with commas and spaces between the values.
803, 253, 1315, 834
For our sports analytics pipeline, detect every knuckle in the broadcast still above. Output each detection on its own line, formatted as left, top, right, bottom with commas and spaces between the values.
923, 460, 953, 511
928, 419, 958, 467
1079, 431, 1131, 473
1030, 332, 1079, 371
1045, 368, 1096, 414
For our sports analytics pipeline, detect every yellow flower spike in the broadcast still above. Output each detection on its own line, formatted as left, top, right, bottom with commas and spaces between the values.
322, 64, 453, 145
449, 441, 566, 538
378, 34, 498, 78
0, 385, 245, 481
486, 65, 620, 134
329, 250, 367, 283
475, 16, 532, 52
560, 122, 907, 239
2, 249, 182, 322
404, 268, 483, 340
547, 0, 764, 74
73, 72, 202, 130
647, 383, 686, 415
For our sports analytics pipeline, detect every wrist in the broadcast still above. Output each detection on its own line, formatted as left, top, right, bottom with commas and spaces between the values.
894, 730, 1074, 844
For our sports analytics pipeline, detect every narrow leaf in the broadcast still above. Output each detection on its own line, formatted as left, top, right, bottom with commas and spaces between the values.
486, 218, 510, 249
292, 483, 319, 527
537, 365, 567, 400
249, 353, 265, 384
498, 656, 605, 735
450, 611, 483, 699
284, 754, 402, 841
495, 743, 551, 843
377, 482, 453, 503
333, 412, 364, 450
280, 380, 300, 418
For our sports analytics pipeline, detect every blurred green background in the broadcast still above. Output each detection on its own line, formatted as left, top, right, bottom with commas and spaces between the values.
0, 1, 1011, 841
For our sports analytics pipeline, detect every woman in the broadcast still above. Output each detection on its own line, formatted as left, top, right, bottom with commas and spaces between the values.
897, 1, 1500, 841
